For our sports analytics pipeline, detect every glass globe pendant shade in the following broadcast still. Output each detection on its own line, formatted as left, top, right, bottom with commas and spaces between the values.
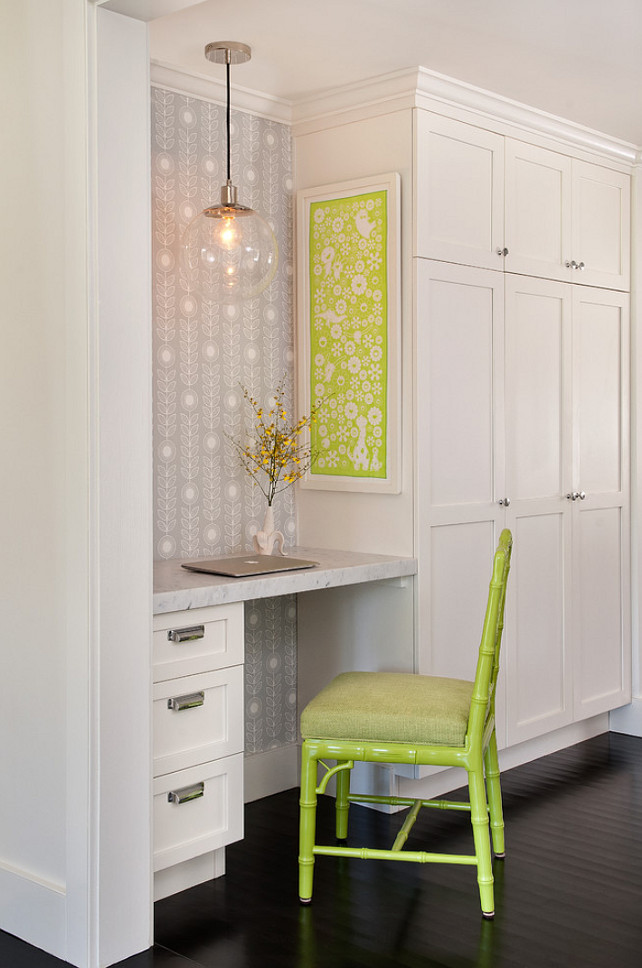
182, 183, 278, 304
180, 42, 278, 305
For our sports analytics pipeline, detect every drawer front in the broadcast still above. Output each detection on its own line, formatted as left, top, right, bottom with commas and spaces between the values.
153, 666, 244, 777
153, 754, 244, 872
153, 603, 244, 681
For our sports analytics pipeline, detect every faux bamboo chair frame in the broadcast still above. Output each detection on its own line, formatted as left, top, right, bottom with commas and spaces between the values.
298, 529, 513, 919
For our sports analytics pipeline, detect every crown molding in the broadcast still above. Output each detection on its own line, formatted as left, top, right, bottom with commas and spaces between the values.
291, 67, 421, 128
150, 60, 293, 124
414, 68, 637, 164
292, 66, 638, 166
151, 60, 640, 165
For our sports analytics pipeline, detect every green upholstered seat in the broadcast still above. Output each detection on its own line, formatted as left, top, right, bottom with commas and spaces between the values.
301, 671, 474, 747
298, 529, 513, 920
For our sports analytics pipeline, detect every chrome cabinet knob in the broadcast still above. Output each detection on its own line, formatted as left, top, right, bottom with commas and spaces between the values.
566, 490, 587, 501
578, 262, 585, 270
565, 260, 579, 269
496, 247, 509, 257
498, 497, 511, 507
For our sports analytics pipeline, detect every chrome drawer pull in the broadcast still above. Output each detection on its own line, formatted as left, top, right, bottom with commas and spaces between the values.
167, 691, 205, 712
167, 781, 205, 805
167, 624, 205, 643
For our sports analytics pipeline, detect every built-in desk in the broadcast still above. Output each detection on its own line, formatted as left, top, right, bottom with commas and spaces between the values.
153, 546, 417, 612
152, 547, 417, 901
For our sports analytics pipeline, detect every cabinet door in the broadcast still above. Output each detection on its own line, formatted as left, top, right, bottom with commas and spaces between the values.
572, 287, 630, 718
503, 276, 573, 744
415, 112, 505, 270
571, 161, 630, 290
415, 261, 505, 729
504, 140, 572, 282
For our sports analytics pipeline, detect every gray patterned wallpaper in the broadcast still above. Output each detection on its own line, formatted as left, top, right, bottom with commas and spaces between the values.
151, 87, 297, 752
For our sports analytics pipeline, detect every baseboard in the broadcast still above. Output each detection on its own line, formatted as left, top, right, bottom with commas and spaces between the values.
244, 744, 299, 802
0, 863, 66, 962
610, 697, 642, 736
397, 714, 610, 802
243, 713, 625, 808
154, 849, 225, 901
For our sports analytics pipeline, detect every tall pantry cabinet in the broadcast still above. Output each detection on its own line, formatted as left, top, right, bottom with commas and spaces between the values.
294, 73, 632, 764
415, 109, 631, 749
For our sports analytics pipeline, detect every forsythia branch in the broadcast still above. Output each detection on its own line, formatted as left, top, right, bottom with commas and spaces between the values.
227, 377, 319, 505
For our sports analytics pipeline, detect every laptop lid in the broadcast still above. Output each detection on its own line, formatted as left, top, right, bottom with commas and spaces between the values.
180, 554, 318, 578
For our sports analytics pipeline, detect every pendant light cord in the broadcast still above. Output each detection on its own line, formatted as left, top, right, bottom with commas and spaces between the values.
226, 56, 231, 183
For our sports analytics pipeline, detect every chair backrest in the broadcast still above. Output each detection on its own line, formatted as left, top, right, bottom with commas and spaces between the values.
466, 529, 513, 748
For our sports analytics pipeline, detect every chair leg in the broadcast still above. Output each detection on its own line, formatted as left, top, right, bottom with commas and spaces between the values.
299, 742, 318, 904
335, 761, 351, 840
484, 732, 505, 858
468, 763, 495, 919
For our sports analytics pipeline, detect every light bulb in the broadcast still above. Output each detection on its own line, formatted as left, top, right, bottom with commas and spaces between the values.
218, 216, 240, 251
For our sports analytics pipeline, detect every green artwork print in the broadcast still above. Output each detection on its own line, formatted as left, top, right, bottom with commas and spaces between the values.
309, 190, 388, 478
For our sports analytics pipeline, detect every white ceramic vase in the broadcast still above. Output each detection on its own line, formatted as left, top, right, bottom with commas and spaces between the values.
253, 503, 286, 555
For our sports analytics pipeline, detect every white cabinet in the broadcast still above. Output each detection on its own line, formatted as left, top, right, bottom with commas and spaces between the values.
415, 260, 507, 740
152, 603, 244, 900
571, 286, 631, 718
505, 139, 630, 289
504, 282, 630, 736
502, 276, 573, 743
416, 260, 631, 746
415, 112, 630, 290
414, 112, 505, 270
504, 140, 572, 283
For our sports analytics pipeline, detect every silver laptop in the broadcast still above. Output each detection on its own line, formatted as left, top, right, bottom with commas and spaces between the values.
181, 554, 318, 578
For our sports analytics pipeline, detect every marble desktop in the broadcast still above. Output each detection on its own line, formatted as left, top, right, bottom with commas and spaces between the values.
153, 547, 417, 614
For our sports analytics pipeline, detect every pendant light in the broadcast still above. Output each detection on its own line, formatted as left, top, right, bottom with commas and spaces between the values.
181, 41, 278, 304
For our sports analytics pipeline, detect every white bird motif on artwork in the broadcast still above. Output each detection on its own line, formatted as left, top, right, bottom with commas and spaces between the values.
355, 209, 376, 238
316, 309, 347, 325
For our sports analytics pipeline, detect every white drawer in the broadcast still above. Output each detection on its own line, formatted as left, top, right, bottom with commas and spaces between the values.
153, 666, 244, 777
153, 603, 244, 681
153, 754, 244, 872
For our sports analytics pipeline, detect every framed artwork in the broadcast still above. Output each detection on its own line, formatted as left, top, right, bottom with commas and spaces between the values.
296, 172, 401, 493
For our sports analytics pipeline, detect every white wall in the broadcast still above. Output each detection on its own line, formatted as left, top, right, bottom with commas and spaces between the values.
0, 0, 82, 952
0, 4, 153, 966
294, 110, 415, 557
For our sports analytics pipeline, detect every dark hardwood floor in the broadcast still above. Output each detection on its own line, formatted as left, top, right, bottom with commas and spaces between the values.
3, 731, 642, 968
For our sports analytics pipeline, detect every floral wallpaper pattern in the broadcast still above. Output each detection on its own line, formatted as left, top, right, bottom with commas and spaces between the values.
309, 190, 389, 479
151, 87, 297, 752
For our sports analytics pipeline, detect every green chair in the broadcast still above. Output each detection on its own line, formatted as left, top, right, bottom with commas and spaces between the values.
298, 529, 513, 919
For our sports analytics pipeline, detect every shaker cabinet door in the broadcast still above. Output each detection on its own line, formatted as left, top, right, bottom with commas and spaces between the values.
571, 161, 630, 290
415, 112, 505, 270
572, 287, 630, 717
504, 139, 572, 282
503, 276, 573, 744
415, 260, 505, 731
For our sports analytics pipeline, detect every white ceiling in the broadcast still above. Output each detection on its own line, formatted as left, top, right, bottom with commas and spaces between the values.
148, 0, 642, 146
